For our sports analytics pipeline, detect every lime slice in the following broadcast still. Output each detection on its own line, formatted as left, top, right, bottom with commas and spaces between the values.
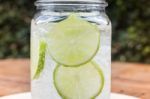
47, 14, 100, 66
54, 61, 104, 99
31, 39, 47, 80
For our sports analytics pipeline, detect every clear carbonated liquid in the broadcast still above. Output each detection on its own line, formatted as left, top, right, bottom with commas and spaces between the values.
31, 13, 111, 99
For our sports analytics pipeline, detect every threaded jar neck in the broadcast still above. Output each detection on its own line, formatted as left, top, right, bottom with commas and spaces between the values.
35, 1, 108, 12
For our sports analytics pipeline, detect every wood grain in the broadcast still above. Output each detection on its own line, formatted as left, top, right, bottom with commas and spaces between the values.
112, 62, 150, 99
0, 59, 150, 99
0, 59, 30, 96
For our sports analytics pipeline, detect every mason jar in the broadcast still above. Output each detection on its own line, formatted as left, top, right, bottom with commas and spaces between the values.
31, 0, 111, 99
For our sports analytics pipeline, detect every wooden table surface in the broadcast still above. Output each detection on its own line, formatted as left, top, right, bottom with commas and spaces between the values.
0, 59, 150, 99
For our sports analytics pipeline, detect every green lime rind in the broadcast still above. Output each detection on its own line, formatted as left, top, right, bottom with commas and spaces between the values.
53, 61, 104, 99
33, 41, 47, 80
47, 14, 100, 66
92, 61, 105, 98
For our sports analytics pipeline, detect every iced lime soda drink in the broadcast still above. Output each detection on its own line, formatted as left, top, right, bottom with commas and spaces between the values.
31, 11, 111, 99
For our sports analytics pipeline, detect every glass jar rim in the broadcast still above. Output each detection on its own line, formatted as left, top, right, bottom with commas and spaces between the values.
35, 0, 108, 7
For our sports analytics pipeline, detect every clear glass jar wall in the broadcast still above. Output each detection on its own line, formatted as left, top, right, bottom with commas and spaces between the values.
31, 1, 111, 99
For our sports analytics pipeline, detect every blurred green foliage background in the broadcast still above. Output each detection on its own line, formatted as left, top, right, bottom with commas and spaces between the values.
0, 0, 150, 63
